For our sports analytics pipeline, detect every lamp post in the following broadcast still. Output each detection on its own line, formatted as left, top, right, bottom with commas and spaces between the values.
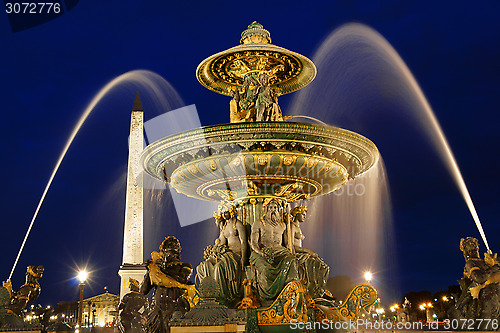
420, 302, 433, 323
91, 303, 96, 328
362, 272, 374, 319
390, 304, 400, 322
77, 271, 88, 332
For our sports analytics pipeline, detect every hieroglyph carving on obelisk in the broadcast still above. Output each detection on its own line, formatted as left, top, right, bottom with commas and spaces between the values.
118, 92, 147, 299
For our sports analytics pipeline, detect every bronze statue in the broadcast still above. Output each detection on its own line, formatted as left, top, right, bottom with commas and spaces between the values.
255, 73, 273, 121
289, 206, 330, 299
238, 74, 259, 122
195, 211, 224, 284
141, 236, 197, 333
196, 203, 248, 307
0, 266, 43, 328
229, 88, 244, 123
255, 73, 283, 122
228, 70, 286, 123
118, 278, 147, 333
449, 237, 500, 325
213, 203, 248, 306
399, 297, 411, 323
249, 198, 299, 302
7, 265, 44, 316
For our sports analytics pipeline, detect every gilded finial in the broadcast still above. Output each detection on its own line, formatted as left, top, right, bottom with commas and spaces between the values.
240, 21, 271, 44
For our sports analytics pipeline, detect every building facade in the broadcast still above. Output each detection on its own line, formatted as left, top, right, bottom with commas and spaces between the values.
81, 292, 119, 328
56, 292, 119, 328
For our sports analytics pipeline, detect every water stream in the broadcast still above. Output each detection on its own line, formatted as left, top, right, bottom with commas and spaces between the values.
9, 70, 183, 280
290, 23, 490, 254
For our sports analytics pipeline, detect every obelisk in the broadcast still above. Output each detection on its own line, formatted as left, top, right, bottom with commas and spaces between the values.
118, 92, 147, 299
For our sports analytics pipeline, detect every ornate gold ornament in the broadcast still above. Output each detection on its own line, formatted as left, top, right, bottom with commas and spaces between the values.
262, 196, 286, 208
290, 206, 308, 217
231, 156, 242, 166
212, 189, 237, 201
188, 164, 198, 174
257, 281, 308, 325
257, 154, 270, 165
245, 180, 259, 195
314, 284, 377, 322
306, 158, 317, 168
238, 279, 260, 309
196, 22, 316, 97
2, 280, 12, 298
146, 252, 199, 307
274, 182, 309, 202
282, 155, 296, 166
217, 201, 237, 217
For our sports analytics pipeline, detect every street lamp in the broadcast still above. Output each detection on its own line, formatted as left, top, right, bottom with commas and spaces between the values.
91, 303, 96, 328
78, 271, 88, 284
420, 302, 433, 323
77, 270, 88, 331
364, 271, 373, 283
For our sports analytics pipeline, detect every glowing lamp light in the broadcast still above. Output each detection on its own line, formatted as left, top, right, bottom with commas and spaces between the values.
77, 271, 88, 283
364, 271, 373, 282
390, 303, 399, 312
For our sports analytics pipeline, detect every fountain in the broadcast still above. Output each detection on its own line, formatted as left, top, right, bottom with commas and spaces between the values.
140, 22, 380, 332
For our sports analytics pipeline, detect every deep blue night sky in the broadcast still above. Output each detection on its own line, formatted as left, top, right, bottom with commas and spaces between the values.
0, 1, 499, 307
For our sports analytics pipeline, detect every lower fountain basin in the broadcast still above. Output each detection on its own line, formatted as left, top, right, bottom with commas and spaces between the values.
140, 121, 379, 202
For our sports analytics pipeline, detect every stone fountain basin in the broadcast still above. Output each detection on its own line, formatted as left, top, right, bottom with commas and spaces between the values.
140, 122, 379, 202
